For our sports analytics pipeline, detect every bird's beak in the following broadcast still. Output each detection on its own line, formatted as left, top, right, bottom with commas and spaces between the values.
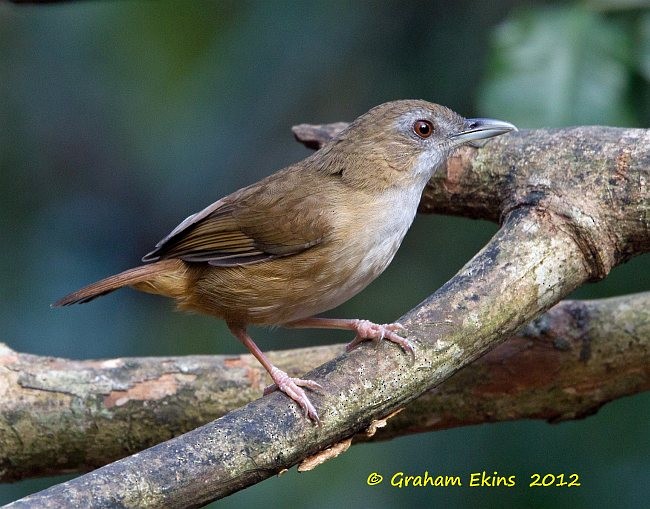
449, 118, 518, 147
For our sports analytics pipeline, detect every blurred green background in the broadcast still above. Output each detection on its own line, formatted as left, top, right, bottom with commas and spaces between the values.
1, 0, 649, 507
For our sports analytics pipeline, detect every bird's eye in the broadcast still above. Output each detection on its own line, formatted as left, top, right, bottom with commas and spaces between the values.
413, 120, 433, 139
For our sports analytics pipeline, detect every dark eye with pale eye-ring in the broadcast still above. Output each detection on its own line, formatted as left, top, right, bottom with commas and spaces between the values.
413, 120, 434, 139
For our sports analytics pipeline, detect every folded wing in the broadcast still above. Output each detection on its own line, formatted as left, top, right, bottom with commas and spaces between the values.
142, 168, 332, 266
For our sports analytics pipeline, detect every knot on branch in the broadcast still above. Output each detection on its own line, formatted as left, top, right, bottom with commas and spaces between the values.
493, 126, 649, 280
500, 202, 614, 282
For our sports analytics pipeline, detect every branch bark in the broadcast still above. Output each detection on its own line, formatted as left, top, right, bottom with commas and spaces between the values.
6, 126, 649, 507
1, 292, 649, 482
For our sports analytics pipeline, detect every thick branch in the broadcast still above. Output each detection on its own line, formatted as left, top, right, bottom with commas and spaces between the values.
7, 127, 649, 507
1, 292, 649, 481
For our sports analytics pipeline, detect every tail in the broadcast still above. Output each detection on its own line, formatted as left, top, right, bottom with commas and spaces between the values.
53, 259, 188, 306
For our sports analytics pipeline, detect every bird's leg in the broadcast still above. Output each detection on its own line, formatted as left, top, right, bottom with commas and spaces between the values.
284, 317, 413, 355
227, 323, 322, 423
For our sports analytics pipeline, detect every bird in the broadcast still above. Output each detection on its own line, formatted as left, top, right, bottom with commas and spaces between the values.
54, 100, 516, 423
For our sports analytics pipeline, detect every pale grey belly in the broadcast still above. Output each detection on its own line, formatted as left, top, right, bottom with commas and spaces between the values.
246, 228, 406, 323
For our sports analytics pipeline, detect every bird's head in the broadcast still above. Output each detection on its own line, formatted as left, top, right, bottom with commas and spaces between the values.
318, 100, 516, 191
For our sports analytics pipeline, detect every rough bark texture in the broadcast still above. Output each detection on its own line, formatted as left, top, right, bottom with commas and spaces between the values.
1, 292, 648, 481
5, 126, 649, 508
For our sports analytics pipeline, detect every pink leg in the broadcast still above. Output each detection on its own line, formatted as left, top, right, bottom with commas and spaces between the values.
228, 323, 322, 423
285, 317, 413, 355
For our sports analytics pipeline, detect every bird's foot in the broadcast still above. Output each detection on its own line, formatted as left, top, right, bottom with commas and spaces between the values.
283, 316, 413, 357
345, 320, 413, 356
264, 367, 323, 424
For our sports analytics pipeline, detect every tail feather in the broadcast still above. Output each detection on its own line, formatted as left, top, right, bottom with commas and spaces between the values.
53, 259, 185, 306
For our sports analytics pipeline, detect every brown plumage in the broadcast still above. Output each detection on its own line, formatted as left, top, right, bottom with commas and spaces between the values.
55, 100, 516, 422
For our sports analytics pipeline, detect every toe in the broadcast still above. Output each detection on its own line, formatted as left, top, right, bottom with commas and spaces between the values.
263, 383, 278, 396
345, 335, 364, 352
267, 367, 321, 424
385, 332, 415, 359
386, 322, 406, 332
294, 378, 324, 392
287, 384, 320, 423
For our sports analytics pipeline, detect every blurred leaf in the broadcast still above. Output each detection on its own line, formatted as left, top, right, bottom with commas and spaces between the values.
638, 12, 650, 80
479, 6, 634, 127
587, 0, 650, 10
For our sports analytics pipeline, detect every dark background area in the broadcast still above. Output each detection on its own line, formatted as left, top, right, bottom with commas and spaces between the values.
1, 1, 648, 507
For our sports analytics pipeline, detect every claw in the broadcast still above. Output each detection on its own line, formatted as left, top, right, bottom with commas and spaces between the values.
345, 320, 414, 358
266, 367, 322, 424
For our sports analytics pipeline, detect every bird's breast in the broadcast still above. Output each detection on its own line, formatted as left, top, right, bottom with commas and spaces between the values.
329, 186, 420, 301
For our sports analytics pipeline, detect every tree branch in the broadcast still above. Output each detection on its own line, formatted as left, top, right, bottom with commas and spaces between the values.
1, 292, 649, 481
6, 126, 649, 507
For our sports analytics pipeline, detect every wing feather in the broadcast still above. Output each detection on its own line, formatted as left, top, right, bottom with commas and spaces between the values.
142, 166, 335, 266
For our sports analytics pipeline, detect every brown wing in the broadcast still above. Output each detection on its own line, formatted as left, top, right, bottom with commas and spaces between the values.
142, 166, 333, 266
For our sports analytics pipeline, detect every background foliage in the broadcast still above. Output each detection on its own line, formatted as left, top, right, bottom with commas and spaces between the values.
1, 1, 648, 507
